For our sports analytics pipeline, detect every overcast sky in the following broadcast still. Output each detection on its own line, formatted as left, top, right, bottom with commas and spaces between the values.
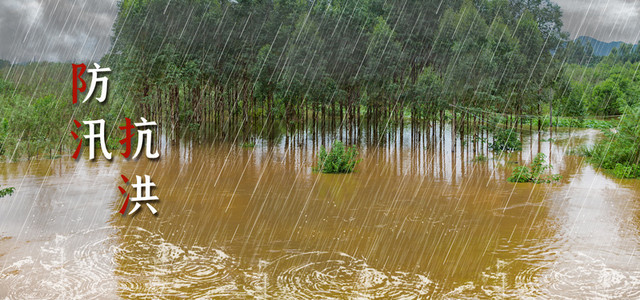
555, 0, 640, 43
0, 0, 639, 63
0, 0, 118, 63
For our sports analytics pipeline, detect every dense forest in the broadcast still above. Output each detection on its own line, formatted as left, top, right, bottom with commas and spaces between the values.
104, 0, 569, 137
1, 0, 640, 177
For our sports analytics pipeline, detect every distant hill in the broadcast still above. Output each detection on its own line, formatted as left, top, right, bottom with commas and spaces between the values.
0, 59, 10, 69
575, 36, 636, 57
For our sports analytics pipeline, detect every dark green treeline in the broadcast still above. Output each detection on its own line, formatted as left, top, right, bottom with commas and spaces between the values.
105, 0, 586, 139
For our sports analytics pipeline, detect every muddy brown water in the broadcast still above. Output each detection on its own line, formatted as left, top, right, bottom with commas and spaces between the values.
1, 127, 640, 299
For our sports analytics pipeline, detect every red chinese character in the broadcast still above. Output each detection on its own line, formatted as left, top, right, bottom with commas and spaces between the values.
72, 64, 86, 104
117, 174, 159, 215
119, 118, 135, 158
118, 174, 130, 215
70, 120, 82, 159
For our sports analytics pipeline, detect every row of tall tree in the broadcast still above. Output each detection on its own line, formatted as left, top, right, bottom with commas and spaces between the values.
106, 0, 583, 142
3, 0, 620, 160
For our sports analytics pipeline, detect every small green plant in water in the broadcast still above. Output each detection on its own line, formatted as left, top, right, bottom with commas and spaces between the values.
508, 153, 561, 183
0, 186, 14, 198
241, 141, 256, 148
490, 129, 522, 152
315, 141, 361, 174
472, 154, 488, 162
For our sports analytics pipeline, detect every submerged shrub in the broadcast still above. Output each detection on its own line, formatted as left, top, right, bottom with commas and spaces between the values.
0, 186, 14, 198
490, 129, 522, 152
241, 141, 256, 148
315, 141, 361, 174
508, 166, 532, 183
508, 153, 561, 183
472, 154, 488, 162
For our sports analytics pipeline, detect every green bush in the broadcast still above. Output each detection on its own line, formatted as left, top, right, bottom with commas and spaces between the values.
490, 129, 522, 152
315, 141, 361, 174
612, 163, 640, 178
586, 141, 636, 170
508, 166, 532, 183
508, 153, 561, 183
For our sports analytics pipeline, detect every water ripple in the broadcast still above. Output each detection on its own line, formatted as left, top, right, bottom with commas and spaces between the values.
245, 251, 438, 299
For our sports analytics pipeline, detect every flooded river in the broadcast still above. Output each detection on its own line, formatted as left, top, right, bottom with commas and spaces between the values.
1, 127, 640, 299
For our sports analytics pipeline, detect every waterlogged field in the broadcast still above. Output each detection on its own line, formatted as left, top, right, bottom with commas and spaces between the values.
1, 127, 640, 299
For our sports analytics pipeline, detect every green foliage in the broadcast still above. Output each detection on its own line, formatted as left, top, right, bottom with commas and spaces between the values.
588, 75, 629, 116
508, 153, 561, 183
188, 123, 200, 132
530, 153, 551, 177
556, 40, 595, 65
581, 119, 614, 129
583, 105, 640, 178
104, 0, 566, 134
0, 186, 14, 198
531, 117, 612, 129
562, 59, 640, 119
0, 90, 66, 159
472, 155, 488, 162
606, 43, 640, 64
612, 163, 640, 179
0, 0, 580, 160
241, 142, 256, 148
315, 141, 360, 174
0, 63, 135, 160
508, 166, 532, 183
557, 82, 587, 118
490, 130, 522, 152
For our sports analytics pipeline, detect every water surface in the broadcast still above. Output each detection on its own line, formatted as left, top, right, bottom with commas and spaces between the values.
1, 127, 640, 299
